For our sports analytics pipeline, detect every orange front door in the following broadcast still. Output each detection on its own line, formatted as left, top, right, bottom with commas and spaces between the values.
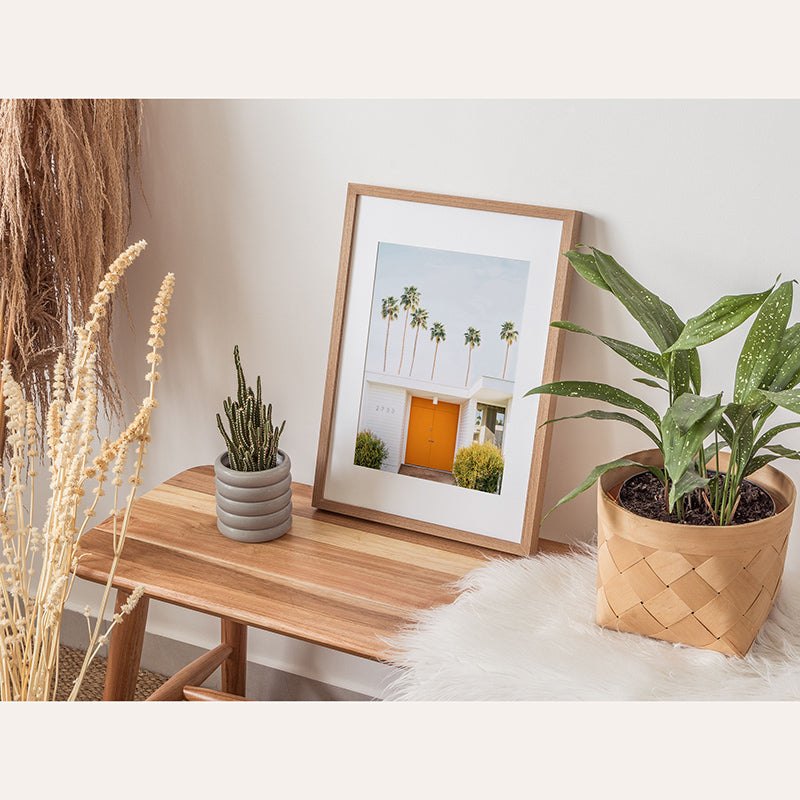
404, 397, 460, 472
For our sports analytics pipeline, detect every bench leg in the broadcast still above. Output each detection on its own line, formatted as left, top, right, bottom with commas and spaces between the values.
220, 618, 247, 697
103, 589, 150, 701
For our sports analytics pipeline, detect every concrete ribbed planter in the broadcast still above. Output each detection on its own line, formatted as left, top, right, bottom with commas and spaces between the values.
214, 450, 292, 542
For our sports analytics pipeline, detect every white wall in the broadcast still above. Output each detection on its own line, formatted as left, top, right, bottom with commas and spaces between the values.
67, 100, 800, 696
358, 380, 407, 472
458, 398, 478, 454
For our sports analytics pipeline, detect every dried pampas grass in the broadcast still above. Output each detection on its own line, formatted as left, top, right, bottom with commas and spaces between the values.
0, 99, 142, 441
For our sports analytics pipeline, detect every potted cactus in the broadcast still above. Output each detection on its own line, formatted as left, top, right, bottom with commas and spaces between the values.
214, 345, 292, 542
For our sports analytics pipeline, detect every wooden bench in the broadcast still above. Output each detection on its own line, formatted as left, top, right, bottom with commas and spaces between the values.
75, 465, 568, 700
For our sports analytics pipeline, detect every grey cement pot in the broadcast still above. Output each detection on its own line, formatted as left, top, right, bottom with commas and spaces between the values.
213, 450, 292, 542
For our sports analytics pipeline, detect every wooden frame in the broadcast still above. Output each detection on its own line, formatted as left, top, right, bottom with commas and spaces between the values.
312, 184, 581, 555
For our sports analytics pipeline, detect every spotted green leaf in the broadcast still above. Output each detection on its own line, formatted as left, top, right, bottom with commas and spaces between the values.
716, 416, 734, 447
592, 247, 683, 353
668, 469, 711, 511
564, 249, 611, 291
661, 393, 723, 494
664, 283, 775, 353
777, 364, 800, 393
539, 409, 661, 448
724, 401, 755, 432
757, 388, 800, 415
543, 457, 665, 519
633, 377, 668, 391
724, 402, 754, 479
525, 381, 661, 427
763, 443, 800, 460
687, 348, 702, 394
668, 392, 723, 434
766, 323, 800, 391
551, 320, 666, 379
663, 349, 694, 398
734, 281, 793, 403
753, 420, 800, 453
744, 454, 781, 477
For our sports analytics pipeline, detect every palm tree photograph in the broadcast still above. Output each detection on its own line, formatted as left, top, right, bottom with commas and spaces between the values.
463, 326, 481, 386
364, 242, 529, 387
397, 285, 421, 374
381, 296, 399, 371
499, 321, 519, 379
354, 241, 531, 490
429, 322, 446, 380
408, 306, 429, 376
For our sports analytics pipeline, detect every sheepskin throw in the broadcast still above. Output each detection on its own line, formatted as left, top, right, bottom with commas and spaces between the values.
383, 545, 800, 700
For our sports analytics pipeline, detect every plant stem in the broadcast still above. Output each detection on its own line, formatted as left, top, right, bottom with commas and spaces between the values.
720, 446, 738, 525
714, 431, 722, 520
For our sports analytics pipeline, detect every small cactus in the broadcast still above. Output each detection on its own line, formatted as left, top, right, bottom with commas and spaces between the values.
216, 345, 285, 472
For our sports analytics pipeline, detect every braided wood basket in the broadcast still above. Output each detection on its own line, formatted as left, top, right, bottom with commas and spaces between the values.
596, 449, 796, 657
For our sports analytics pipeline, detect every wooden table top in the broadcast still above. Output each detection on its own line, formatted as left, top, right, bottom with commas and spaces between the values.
76, 466, 568, 662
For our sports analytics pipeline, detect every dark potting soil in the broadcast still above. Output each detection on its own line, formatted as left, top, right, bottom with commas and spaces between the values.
616, 471, 776, 526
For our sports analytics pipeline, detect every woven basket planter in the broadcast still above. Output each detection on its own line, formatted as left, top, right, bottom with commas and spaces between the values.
596, 449, 796, 657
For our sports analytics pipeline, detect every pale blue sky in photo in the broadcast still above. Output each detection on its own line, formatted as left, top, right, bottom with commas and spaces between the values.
364, 242, 530, 388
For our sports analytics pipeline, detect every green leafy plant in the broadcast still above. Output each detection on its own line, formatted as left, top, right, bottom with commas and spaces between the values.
216, 345, 285, 472
453, 441, 504, 494
528, 245, 800, 525
707, 281, 800, 523
354, 429, 390, 470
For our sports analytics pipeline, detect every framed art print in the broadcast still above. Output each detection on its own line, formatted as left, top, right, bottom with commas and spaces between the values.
313, 184, 581, 555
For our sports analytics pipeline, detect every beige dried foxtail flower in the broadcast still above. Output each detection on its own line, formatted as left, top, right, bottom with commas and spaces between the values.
0, 240, 177, 701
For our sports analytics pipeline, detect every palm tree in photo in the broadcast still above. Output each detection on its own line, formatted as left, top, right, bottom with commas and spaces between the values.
499, 321, 519, 379
429, 321, 446, 381
407, 306, 429, 376
463, 326, 481, 386
381, 296, 399, 371
397, 285, 421, 374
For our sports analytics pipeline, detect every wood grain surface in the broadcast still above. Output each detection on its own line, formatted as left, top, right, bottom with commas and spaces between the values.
146, 643, 233, 701
76, 466, 569, 662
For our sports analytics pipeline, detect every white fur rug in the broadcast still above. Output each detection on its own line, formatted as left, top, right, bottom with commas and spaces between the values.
383, 544, 800, 700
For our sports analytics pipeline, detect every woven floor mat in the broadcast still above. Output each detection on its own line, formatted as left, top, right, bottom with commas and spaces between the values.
54, 645, 169, 701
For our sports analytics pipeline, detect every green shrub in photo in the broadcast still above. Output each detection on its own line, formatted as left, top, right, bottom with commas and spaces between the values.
452, 442, 504, 494
354, 429, 390, 470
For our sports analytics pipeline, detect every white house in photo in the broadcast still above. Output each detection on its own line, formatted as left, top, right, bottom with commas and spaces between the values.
357, 370, 513, 475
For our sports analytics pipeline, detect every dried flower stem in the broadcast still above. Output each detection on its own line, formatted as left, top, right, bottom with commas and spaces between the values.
0, 241, 175, 701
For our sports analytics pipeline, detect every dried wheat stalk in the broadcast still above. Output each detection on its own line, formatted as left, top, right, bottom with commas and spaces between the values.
0, 240, 174, 701
0, 99, 142, 442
